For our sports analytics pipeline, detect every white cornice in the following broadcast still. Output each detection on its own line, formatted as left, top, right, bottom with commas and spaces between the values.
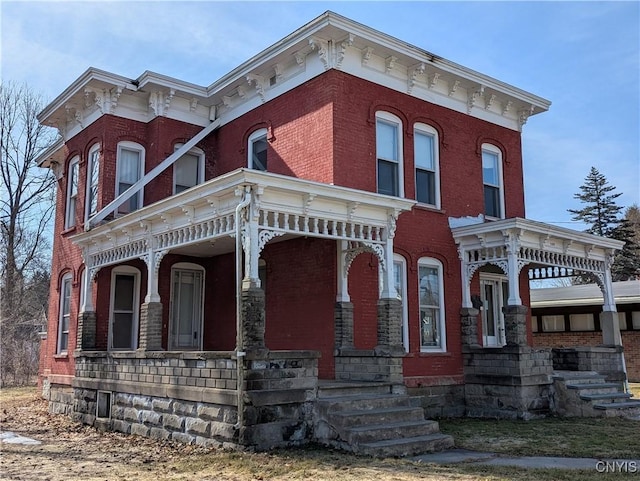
38, 11, 551, 140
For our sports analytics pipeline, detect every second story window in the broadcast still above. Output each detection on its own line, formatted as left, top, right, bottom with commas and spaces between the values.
116, 142, 144, 215
248, 129, 268, 171
414, 124, 439, 208
376, 112, 403, 197
85, 144, 100, 222
482, 144, 504, 219
65, 157, 79, 229
173, 145, 204, 194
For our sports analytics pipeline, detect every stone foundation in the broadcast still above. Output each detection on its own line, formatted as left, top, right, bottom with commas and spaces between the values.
463, 345, 553, 419
407, 382, 466, 418
334, 348, 404, 386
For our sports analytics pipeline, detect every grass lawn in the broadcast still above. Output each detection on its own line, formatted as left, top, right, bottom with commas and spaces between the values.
1, 386, 639, 481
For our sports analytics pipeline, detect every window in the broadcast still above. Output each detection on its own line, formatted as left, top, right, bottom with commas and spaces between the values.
116, 142, 144, 215
169, 264, 204, 350
531, 316, 539, 332
616, 312, 627, 331
96, 391, 112, 419
248, 129, 268, 171
65, 157, 79, 228
393, 256, 409, 352
173, 144, 204, 194
542, 315, 565, 332
109, 266, 140, 350
482, 144, 504, 219
414, 124, 439, 207
569, 313, 595, 331
633, 311, 640, 330
418, 257, 446, 351
57, 274, 72, 353
376, 112, 403, 197
85, 144, 100, 222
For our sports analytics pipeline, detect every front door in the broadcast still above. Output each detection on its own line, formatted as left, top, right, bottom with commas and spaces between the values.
480, 274, 507, 347
170, 267, 203, 350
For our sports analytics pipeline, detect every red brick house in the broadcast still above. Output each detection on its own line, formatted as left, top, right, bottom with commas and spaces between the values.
36, 12, 633, 455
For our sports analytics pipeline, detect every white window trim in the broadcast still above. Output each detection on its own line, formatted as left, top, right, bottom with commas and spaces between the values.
169, 262, 205, 350
394, 255, 409, 352
84, 144, 100, 223
65, 156, 80, 229
115, 141, 145, 214
376, 111, 404, 198
481, 143, 505, 220
57, 273, 73, 354
418, 257, 446, 353
414, 123, 440, 209
248, 128, 268, 170
108, 265, 140, 351
172, 144, 205, 195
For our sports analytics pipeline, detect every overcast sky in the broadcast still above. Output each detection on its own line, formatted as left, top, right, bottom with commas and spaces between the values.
2, 1, 638, 229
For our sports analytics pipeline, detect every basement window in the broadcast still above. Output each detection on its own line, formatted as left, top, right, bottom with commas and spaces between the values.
96, 391, 112, 419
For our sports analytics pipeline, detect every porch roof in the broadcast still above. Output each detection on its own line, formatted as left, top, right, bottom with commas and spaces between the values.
72, 168, 415, 272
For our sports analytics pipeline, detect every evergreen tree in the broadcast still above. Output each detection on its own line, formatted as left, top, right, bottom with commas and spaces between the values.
568, 166, 622, 236
568, 167, 639, 281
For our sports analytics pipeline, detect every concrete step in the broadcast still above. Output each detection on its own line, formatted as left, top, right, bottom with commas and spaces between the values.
331, 406, 425, 428
553, 371, 607, 385
317, 382, 392, 398
345, 419, 441, 444
580, 392, 632, 403
359, 433, 454, 458
316, 394, 411, 412
566, 382, 621, 395
594, 401, 640, 410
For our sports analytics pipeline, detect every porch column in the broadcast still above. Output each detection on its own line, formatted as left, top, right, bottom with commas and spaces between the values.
335, 241, 354, 349
77, 264, 97, 351
504, 230, 522, 306
600, 251, 622, 346
504, 305, 528, 346
239, 197, 266, 354
460, 307, 480, 347
376, 235, 403, 354
139, 250, 165, 351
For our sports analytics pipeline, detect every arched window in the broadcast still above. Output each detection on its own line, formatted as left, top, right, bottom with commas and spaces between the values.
481, 143, 504, 219
414, 123, 440, 208
418, 257, 446, 352
65, 156, 80, 228
109, 265, 141, 350
173, 144, 204, 194
116, 141, 145, 215
85, 144, 100, 222
248, 129, 268, 171
376, 112, 403, 197
57, 272, 73, 353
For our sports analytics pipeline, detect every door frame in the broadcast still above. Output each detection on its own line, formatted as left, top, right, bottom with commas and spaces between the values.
169, 262, 205, 351
479, 272, 507, 347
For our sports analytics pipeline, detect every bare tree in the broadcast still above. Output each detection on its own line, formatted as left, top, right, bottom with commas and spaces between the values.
0, 81, 58, 386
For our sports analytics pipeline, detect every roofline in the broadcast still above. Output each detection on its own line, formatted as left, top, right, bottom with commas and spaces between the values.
37, 67, 139, 122
35, 137, 65, 168
451, 217, 625, 250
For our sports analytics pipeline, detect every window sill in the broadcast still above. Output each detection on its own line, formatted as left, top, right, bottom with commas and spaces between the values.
53, 353, 69, 360
413, 203, 445, 214
418, 350, 451, 357
61, 226, 77, 236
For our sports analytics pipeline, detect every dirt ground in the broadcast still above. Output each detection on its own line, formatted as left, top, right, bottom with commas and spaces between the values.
0, 389, 217, 481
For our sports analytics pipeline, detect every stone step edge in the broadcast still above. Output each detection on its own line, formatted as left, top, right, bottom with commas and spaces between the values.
331, 406, 423, 419
593, 401, 640, 410
358, 433, 454, 451
346, 419, 438, 433
566, 382, 621, 390
316, 394, 408, 404
580, 393, 631, 401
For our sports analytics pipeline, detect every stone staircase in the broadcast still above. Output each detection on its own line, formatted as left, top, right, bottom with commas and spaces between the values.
552, 371, 640, 417
314, 381, 454, 457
